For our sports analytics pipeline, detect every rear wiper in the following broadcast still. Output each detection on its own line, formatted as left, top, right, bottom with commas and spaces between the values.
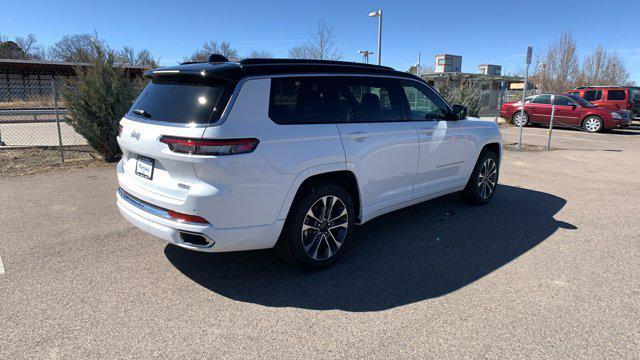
133, 109, 151, 118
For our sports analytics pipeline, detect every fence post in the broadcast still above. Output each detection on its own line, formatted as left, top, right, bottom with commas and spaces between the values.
546, 95, 556, 151
51, 78, 64, 163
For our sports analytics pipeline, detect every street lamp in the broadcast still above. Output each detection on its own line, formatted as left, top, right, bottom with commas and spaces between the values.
368, 9, 382, 65
358, 50, 374, 64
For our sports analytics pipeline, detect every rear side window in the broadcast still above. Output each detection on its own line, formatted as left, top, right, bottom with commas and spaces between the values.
607, 90, 626, 100
269, 77, 332, 124
532, 95, 551, 104
335, 77, 403, 122
128, 79, 232, 124
583, 90, 602, 101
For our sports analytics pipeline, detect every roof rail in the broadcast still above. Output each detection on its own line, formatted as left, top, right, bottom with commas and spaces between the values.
239, 58, 394, 70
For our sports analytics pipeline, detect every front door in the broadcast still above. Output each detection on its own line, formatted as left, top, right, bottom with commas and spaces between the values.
334, 76, 419, 214
552, 95, 582, 127
400, 80, 471, 198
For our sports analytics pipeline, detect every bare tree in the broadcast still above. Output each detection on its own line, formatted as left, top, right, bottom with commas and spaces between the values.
0, 33, 44, 59
579, 46, 629, 86
50, 33, 105, 63
288, 45, 314, 59
288, 20, 342, 60
530, 32, 579, 93
248, 49, 273, 58
185, 41, 239, 62
117, 46, 158, 68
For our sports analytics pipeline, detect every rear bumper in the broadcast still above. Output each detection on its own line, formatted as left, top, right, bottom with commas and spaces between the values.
116, 189, 284, 252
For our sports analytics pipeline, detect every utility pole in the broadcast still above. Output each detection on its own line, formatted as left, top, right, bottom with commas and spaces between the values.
368, 9, 382, 65
358, 50, 374, 64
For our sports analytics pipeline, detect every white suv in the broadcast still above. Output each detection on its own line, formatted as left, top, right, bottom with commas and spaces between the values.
116, 57, 502, 269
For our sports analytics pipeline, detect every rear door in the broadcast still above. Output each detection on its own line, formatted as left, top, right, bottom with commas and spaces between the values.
604, 89, 627, 110
334, 76, 419, 213
117, 77, 233, 204
528, 94, 552, 123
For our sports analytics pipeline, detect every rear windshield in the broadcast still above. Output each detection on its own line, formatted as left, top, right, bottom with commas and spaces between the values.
128, 79, 233, 124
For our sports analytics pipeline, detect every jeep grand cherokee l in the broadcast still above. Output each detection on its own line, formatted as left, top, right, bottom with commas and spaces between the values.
116, 56, 502, 269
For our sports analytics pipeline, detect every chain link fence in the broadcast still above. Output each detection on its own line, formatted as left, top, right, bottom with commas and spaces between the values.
0, 79, 90, 163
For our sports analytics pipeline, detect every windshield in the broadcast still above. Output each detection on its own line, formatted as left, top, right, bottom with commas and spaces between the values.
128, 79, 233, 124
567, 94, 594, 107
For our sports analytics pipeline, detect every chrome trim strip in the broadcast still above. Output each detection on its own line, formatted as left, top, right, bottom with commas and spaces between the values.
117, 188, 210, 227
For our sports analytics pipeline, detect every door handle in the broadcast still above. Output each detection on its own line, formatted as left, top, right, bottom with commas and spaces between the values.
420, 128, 434, 136
347, 132, 368, 141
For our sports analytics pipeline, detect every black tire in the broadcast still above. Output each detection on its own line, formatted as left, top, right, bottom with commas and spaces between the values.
512, 111, 529, 127
276, 182, 355, 270
582, 116, 603, 133
463, 150, 499, 205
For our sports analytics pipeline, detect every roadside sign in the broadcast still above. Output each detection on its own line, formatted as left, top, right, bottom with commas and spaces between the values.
526, 46, 533, 65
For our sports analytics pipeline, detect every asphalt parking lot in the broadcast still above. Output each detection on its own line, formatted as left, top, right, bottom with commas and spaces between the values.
1, 124, 639, 358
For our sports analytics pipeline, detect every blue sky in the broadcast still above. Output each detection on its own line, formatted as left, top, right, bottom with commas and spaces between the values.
3, 0, 640, 81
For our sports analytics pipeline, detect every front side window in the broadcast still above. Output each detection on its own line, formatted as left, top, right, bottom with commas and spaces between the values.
554, 96, 575, 106
532, 94, 551, 104
335, 77, 403, 123
583, 90, 602, 101
400, 80, 450, 120
129, 79, 232, 124
607, 90, 626, 100
269, 77, 331, 124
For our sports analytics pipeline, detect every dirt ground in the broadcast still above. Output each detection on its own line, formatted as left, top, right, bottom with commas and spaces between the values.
0, 146, 111, 177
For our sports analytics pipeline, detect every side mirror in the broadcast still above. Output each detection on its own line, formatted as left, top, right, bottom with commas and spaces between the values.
451, 104, 468, 120
572, 103, 578, 110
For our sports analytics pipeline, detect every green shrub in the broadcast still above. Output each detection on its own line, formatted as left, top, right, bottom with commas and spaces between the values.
438, 80, 481, 117
62, 44, 143, 162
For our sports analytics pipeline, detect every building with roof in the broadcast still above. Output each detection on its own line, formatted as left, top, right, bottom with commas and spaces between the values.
0, 59, 148, 100
422, 55, 527, 116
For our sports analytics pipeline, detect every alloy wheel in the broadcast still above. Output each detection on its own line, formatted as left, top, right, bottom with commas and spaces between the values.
301, 195, 349, 260
513, 112, 527, 126
584, 117, 601, 132
477, 158, 498, 200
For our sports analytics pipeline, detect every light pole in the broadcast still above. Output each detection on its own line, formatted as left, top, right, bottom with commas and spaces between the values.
358, 50, 374, 64
368, 9, 382, 65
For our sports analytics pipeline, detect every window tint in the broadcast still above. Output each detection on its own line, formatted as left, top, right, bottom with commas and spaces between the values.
129, 79, 232, 124
554, 96, 575, 106
532, 95, 551, 104
335, 77, 403, 123
269, 77, 332, 124
583, 90, 602, 101
401, 80, 450, 120
607, 90, 626, 100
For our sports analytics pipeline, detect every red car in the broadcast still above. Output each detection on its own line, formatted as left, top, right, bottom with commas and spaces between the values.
500, 93, 631, 133
567, 86, 640, 117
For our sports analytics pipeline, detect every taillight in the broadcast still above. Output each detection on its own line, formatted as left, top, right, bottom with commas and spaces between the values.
167, 210, 209, 224
159, 136, 259, 155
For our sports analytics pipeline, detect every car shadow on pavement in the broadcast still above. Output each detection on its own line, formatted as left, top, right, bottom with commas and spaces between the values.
165, 185, 575, 312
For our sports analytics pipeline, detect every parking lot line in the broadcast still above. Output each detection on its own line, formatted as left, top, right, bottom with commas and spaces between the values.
500, 129, 611, 143
0, 256, 4, 274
